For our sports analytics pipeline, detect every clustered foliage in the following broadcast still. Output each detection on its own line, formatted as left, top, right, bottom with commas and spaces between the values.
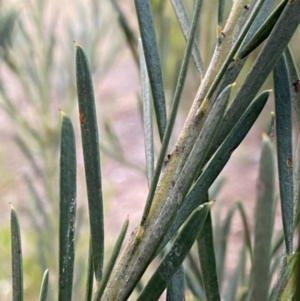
1, 0, 300, 300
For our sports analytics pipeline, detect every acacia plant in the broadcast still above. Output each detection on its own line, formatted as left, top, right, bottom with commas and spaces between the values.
8, 0, 300, 300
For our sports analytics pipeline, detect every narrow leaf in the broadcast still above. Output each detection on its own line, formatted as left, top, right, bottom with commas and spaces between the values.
294, 134, 300, 227
184, 267, 206, 300
103, 119, 124, 156
110, 0, 139, 65
209, 177, 226, 200
218, 0, 226, 27
166, 265, 185, 301
158, 91, 268, 252
274, 55, 294, 255
23, 174, 52, 233
136, 202, 211, 301
186, 253, 203, 287
14, 135, 44, 179
294, 225, 300, 301
211, 2, 300, 160
94, 217, 129, 301
59, 113, 76, 301
197, 210, 221, 301
10, 205, 23, 301
270, 253, 298, 301
138, 39, 154, 186
236, 202, 252, 261
215, 203, 237, 286
39, 269, 49, 301
250, 134, 276, 301
204, 0, 267, 102
216, 0, 277, 100
85, 238, 94, 301
170, 0, 204, 74
140, 0, 204, 227
134, 0, 167, 141
237, 0, 287, 60
284, 47, 300, 129
224, 246, 247, 301
75, 43, 104, 281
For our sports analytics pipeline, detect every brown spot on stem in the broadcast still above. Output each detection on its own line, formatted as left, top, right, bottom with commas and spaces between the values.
287, 158, 293, 168
292, 79, 300, 93
244, 4, 250, 10
79, 111, 86, 125
289, 0, 296, 5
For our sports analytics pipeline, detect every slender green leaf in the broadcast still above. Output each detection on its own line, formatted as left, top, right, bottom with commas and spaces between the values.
10, 205, 23, 301
138, 39, 154, 186
110, 0, 139, 65
215, 203, 237, 286
166, 265, 185, 301
248, 0, 278, 36
236, 202, 252, 261
184, 266, 205, 300
136, 202, 211, 301
140, 0, 204, 226
218, 0, 226, 27
197, 210, 221, 301
272, 231, 284, 256
250, 134, 276, 301
209, 177, 226, 200
217, 0, 277, 99
186, 253, 203, 287
38, 269, 49, 301
23, 174, 52, 233
134, 0, 167, 141
59, 113, 76, 301
170, 0, 204, 74
158, 92, 268, 252
295, 224, 300, 301
14, 135, 44, 179
205, 0, 267, 102
75, 44, 104, 281
270, 253, 298, 301
237, 0, 287, 60
94, 217, 129, 301
212, 2, 300, 158
223, 245, 247, 301
294, 134, 300, 227
284, 47, 300, 129
0, 9, 18, 51
85, 238, 94, 301
103, 119, 124, 157
274, 55, 294, 255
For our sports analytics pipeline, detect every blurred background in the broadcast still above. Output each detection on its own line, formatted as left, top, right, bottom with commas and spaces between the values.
0, 0, 299, 300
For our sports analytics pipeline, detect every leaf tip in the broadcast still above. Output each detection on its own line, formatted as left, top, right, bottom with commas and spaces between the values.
73, 40, 82, 50
209, 199, 216, 206
58, 108, 67, 117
